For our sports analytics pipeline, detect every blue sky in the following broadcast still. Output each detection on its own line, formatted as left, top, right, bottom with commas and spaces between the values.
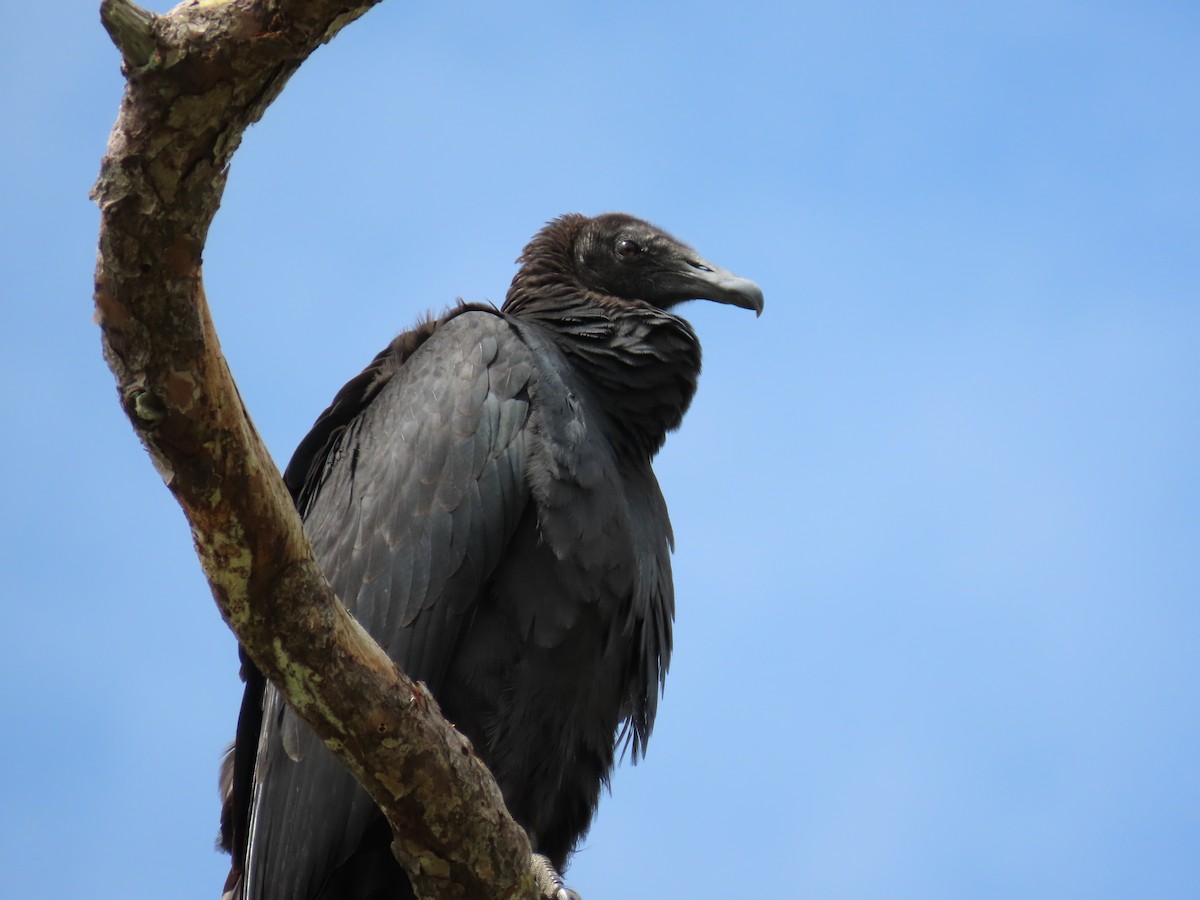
3, 2, 1197, 897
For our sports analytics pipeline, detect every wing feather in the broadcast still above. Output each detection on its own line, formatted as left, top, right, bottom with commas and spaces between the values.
241, 309, 535, 900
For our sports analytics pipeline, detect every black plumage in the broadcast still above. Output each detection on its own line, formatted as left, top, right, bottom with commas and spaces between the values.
219, 213, 762, 899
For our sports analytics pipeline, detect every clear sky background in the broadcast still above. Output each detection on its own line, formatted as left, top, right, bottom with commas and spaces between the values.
3, 2, 1197, 898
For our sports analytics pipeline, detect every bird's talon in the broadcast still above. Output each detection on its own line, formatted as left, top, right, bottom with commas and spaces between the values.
531, 852, 582, 900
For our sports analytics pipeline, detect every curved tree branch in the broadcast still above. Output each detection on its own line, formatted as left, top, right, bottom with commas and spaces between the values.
92, 1, 538, 897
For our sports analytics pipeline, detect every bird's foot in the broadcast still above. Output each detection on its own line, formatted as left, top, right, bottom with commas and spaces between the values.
531, 853, 582, 900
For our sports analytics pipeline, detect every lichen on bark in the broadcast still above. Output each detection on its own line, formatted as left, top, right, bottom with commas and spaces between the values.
92, 1, 540, 897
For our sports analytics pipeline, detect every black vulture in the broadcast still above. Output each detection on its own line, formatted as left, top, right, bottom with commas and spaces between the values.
219, 213, 762, 899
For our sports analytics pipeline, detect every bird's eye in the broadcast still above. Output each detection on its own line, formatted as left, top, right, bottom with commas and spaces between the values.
616, 239, 642, 258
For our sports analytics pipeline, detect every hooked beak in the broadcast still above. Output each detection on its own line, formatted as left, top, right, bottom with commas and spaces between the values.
662, 254, 764, 317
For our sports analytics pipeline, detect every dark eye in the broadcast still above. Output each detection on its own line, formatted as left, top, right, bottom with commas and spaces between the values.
616, 238, 642, 258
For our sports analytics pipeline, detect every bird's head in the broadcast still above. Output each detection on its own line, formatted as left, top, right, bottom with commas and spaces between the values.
507, 213, 764, 317
572, 213, 764, 316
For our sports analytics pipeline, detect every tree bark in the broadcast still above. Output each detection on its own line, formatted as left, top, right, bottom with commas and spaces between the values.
92, 1, 538, 897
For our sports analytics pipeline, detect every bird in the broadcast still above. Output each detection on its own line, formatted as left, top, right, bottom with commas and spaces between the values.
218, 212, 763, 899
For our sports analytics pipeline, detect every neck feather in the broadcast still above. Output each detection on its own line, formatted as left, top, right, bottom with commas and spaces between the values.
504, 241, 702, 458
